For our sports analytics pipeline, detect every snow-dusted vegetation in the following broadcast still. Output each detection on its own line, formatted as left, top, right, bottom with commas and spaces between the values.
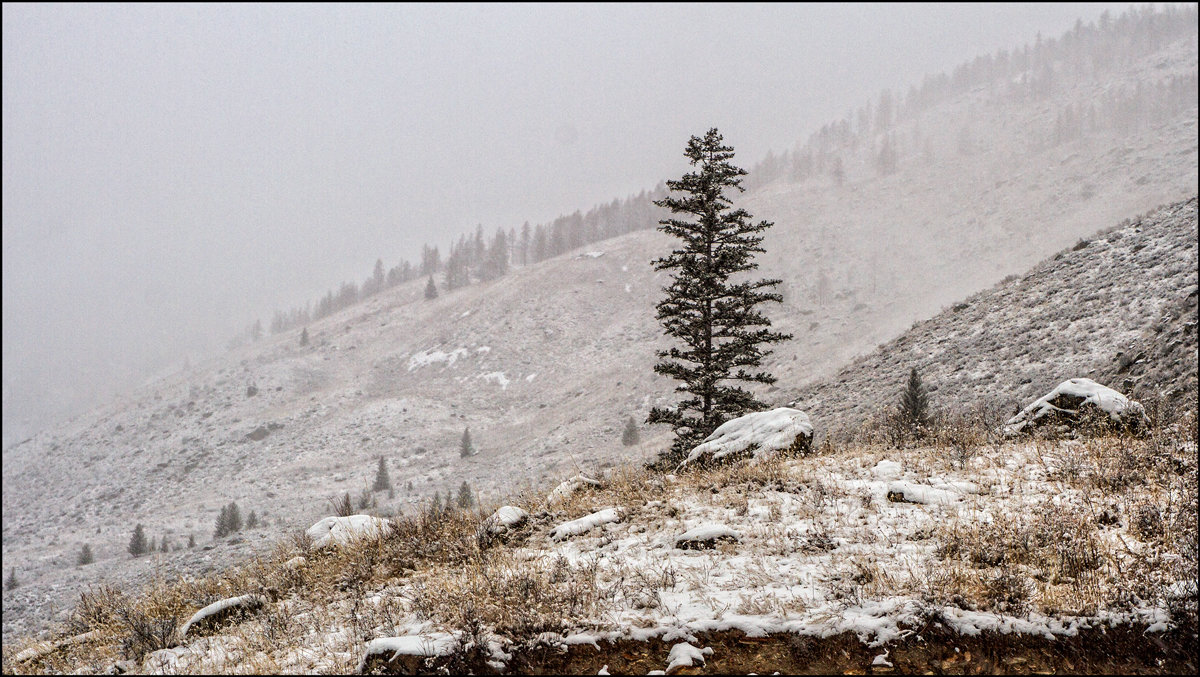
4, 414, 1193, 673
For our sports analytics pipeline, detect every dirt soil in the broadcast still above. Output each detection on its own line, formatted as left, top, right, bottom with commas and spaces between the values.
363, 622, 1199, 675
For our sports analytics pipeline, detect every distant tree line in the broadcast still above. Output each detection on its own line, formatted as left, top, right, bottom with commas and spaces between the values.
240, 4, 1195, 342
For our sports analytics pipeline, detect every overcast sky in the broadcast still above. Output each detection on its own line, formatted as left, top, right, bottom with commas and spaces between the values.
2, 2, 1135, 441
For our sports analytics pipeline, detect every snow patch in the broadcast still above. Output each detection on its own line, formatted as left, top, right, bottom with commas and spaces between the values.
547, 474, 601, 506
550, 507, 622, 541
407, 347, 470, 371
179, 594, 267, 638
477, 372, 511, 390
665, 642, 711, 673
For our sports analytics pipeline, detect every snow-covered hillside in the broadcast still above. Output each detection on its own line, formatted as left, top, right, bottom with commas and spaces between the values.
791, 197, 1198, 438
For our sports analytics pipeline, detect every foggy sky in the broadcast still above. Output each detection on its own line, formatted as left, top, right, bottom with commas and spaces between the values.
2, 3, 1135, 444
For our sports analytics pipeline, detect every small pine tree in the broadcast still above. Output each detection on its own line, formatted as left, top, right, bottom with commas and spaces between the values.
356, 487, 376, 511
214, 505, 230, 538
246, 510, 259, 529
128, 524, 148, 558
372, 456, 392, 492
5, 567, 17, 590
457, 481, 474, 510
78, 543, 94, 566
424, 276, 438, 300
148, 536, 156, 553
429, 492, 443, 520
227, 502, 243, 532
898, 367, 932, 439
459, 427, 473, 458
300, 327, 309, 346
160, 537, 169, 553
188, 534, 196, 548
621, 416, 640, 446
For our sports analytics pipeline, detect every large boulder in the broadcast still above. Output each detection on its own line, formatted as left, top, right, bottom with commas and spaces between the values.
680, 407, 814, 469
1004, 378, 1148, 435
305, 515, 392, 549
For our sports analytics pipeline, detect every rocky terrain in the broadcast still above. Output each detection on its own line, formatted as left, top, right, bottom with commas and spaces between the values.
2, 9, 1197, 644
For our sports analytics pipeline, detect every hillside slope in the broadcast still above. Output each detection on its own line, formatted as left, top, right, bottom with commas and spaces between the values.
2, 14, 1197, 642
790, 197, 1198, 437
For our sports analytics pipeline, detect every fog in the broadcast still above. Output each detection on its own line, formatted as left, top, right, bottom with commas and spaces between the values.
2, 3, 1132, 445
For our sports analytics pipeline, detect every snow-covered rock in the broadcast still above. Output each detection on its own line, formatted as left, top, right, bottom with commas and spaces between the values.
478, 505, 530, 544
178, 594, 267, 638
305, 515, 392, 549
675, 524, 741, 550
681, 407, 814, 468
550, 507, 622, 541
665, 642, 712, 674
355, 633, 459, 674
546, 474, 601, 506
871, 459, 903, 479
1004, 378, 1148, 434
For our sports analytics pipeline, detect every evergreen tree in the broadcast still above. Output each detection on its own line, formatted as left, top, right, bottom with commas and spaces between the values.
898, 367, 932, 439
128, 523, 148, 558
214, 505, 230, 538
372, 456, 392, 492
300, 327, 309, 346
160, 537, 169, 553
647, 129, 791, 462
188, 534, 196, 548
457, 481, 474, 509
429, 492, 443, 520
251, 319, 263, 342
459, 427, 473, 458
621, 416, 640, 446
5, 567, 17, 590
227, 502, 243, 532
424, 276, 438, 300
78, 543, 94, 566
332, 492, 354, 517
246, 510, 259, 529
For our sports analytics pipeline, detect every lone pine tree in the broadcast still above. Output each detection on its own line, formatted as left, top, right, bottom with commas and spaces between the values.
460, 427, 473, 458
648, 128, 791, 463
898, 366, 932, 438
372, 456, 392, 492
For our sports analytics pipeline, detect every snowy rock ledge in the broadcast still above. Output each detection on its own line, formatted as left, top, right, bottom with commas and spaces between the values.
179, 594, 267, 638
546, 474, 602, 507
305, 514, 392, 549
675, 524, 741, 550
1004, 378, 1148, 435
550, 507, 622, 541
355, 633, 459, 674
681, 407, 814, 469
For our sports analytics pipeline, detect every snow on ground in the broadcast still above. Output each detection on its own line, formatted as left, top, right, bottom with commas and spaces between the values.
477, 372, 511, 390
407, 347, 471, 371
